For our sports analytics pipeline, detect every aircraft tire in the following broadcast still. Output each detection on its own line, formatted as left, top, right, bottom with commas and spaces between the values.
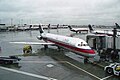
106, 67, 113, 74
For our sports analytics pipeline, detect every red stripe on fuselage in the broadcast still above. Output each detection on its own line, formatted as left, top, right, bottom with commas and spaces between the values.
44, 38, 95, 55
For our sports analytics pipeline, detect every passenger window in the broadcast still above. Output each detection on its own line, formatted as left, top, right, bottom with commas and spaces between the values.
81, 42, 83, 46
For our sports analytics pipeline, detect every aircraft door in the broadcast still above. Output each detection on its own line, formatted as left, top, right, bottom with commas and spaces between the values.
93, 38, 97, 49
87, 38, 96, 49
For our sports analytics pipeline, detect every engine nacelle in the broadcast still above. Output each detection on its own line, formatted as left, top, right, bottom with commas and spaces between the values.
37, 36, 43, 40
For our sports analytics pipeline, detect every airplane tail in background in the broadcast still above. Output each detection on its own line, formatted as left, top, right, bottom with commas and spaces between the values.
115, 23, 120, 29
57, 24, 59, 29
68, 26, 72, 30
88, 24, 94, 32
48, 24, 50, 29
39, 25, 44, 33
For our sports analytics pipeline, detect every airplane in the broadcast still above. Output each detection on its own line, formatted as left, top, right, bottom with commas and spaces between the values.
115, 23, 120, 29
68, 26, 89, 33
88, 24, 120, 36
10, 24, 96, 61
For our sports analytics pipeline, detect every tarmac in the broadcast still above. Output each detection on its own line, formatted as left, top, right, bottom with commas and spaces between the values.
0, 28, 120, 80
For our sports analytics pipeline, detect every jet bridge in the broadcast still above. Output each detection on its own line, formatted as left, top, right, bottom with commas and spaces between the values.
86, 34, 106, 50
86, 34, 120, 51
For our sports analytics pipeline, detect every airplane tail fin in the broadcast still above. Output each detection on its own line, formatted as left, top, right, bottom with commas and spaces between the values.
57, 24, 59, 29
68, 26, 72, 30
88, 24, 94, 32
48, 24, 50, 29
115, 23, 120, 29
39, 25, 44, 33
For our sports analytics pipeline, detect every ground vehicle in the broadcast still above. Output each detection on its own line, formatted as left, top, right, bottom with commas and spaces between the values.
104, 63, 120, 76
0, 56, 21, 64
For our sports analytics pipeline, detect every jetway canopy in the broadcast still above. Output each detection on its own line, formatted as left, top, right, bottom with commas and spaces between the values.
86, 34, 120, 51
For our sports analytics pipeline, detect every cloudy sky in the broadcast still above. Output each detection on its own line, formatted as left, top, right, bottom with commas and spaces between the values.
0, 0, 120, 25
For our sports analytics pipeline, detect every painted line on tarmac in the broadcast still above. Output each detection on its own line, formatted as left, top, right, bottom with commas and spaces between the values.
100, 75, 113, 80
65, 61, 102, 80
0, 66, 57, 80
19, 61, 66, 63
18, 60, 112, 80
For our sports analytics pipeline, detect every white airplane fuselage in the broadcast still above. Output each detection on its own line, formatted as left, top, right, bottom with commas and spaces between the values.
39, 32, 96, 58
68, 26, 88, 33
70, 28, 88, 33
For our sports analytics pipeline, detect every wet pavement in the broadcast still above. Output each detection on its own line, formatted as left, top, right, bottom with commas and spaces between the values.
0, 29, 120, 80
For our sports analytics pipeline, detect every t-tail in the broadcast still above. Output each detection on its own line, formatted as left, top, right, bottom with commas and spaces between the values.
115, 23, 120, 29
48, 24, 50, 29
88, 24, 94, 32
39, 25, 44, 33
57, 24, 59, 29
68, 26, 72, 30
37, 25, 44, 40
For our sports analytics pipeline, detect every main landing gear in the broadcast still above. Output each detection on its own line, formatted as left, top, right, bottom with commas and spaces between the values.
84, 57, 89, 63
44, 45, 48, 49
57, 46, 61, 51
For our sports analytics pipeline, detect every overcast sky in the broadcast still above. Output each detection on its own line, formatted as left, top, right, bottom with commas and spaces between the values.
0, 0, 120, 25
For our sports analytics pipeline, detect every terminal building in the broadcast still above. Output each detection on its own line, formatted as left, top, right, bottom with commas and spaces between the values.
0, 24, 7, 31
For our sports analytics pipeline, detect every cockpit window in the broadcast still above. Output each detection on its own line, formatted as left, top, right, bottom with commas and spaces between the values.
81, 42, 83, 46
78, 44, 81, 46
78, 42, 88, 46
83, 44, 87, 46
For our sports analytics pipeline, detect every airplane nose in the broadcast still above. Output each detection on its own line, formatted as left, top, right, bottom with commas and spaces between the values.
88, 49, 95, 54
82, 49, 95, 54
87, 49, 96, 57
37, 36, 42, 40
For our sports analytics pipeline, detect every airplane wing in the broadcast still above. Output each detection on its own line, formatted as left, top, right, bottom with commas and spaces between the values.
9, 42, 55, 45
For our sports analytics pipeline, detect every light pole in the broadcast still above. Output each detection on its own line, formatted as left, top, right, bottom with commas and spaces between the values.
11, 18, 13, 26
